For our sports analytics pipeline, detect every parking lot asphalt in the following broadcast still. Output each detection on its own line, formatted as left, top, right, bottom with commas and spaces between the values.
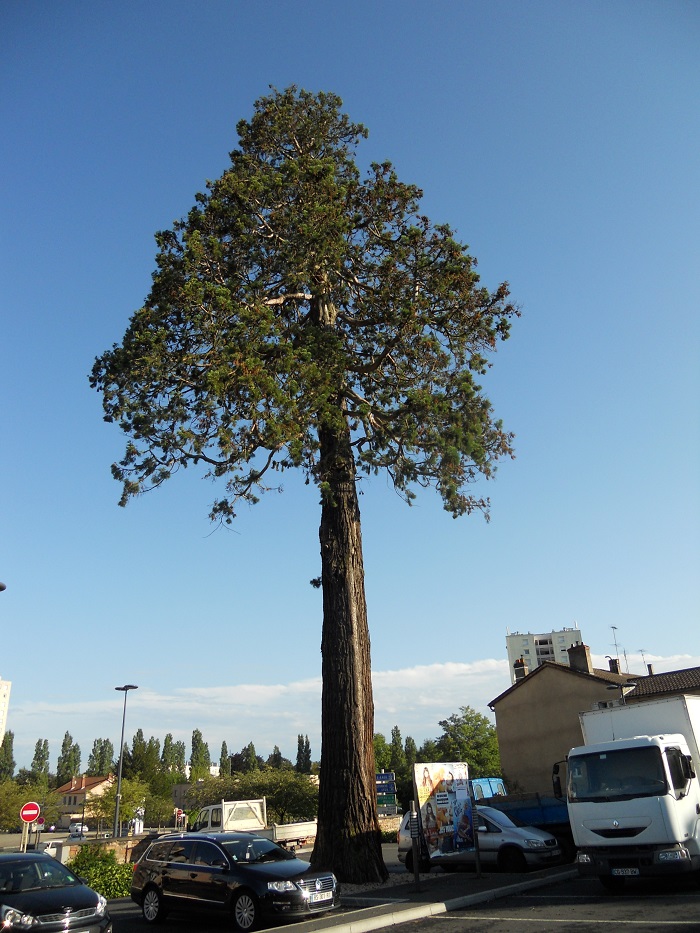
278, 865, 579, 933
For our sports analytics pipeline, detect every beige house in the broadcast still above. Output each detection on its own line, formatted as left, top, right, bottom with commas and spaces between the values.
55, 774, 114, 829
488, 643, 700, 794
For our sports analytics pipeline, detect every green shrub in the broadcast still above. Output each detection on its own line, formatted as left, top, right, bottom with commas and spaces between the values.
67, 845, 133, 899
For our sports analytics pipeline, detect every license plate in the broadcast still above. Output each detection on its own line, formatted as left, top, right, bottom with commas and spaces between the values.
309, 891, 333, 903
611, 868, 639, 876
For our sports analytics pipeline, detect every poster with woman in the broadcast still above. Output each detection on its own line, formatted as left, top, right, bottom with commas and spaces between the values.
412, 762, 472, 859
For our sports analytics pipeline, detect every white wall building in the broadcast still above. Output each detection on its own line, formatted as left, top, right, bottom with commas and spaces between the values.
0, 678, 11, 743
505, 626, 582, 684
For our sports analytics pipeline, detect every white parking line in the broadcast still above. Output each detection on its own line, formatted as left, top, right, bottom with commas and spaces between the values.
436, 917, 700, 926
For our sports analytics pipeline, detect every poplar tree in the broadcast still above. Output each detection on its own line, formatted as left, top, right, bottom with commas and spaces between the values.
56, 733, 80, 786
91, 86, 517, 881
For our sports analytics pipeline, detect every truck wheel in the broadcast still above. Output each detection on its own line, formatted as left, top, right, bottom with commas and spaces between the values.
498, 847, 527, 873
142, 886, 168, 923
599, 875, 625, 893
232, 890, 259, 931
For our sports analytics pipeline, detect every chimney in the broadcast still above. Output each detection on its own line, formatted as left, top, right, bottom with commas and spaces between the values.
647, 663, 654, 676
608, 657, 621, 674
81, 775, 86, 789
568, 642, 594, 674
513, 657, 529, 681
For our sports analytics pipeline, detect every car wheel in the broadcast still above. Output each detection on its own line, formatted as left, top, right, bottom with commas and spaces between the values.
497, 847, 527, 873
405, 850, 431, 873
142, 886, 168, 923
232, 890, 259, 931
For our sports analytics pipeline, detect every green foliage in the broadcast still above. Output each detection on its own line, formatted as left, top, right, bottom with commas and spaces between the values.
426, 706, 501, 777
87, 777, 149, 829
30, 740, 50, 781
0, 732, 15, 781
295, 735, 311, 774
86, 738, 114, 777
67, 846, 133, 899
185, 771, 318, 824
189, 729, 211, 782
56, 732, 81, 787
91, 85, 517, 523
373, 734, 391, 772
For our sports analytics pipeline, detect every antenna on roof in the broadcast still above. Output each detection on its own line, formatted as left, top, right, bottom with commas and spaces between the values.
611, 625, 620, 659
639, 648, 647, 668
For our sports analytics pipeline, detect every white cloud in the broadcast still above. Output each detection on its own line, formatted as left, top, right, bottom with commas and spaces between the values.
9, 654, 699, 771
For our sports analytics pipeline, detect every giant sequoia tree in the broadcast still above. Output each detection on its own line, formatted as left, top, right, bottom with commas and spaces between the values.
91, 87, 517, 882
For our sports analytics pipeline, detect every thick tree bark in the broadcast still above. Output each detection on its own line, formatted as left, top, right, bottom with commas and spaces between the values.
311, 412, 388, 883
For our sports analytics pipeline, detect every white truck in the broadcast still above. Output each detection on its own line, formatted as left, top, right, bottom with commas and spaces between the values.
189, 797, 317, 850
565, 694, 700, 889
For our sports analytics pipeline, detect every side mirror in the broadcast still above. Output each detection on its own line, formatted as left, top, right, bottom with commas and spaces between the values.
682, 755, 696, 780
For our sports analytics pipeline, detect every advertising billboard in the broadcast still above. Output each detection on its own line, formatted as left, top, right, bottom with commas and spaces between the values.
413, 762, 475, 861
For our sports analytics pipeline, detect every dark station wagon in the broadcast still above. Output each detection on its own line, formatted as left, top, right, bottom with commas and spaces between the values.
131, 832, 339, 930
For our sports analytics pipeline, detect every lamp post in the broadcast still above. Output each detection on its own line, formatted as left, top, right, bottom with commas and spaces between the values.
607, 680, 637, 705
113, 684, 138, 838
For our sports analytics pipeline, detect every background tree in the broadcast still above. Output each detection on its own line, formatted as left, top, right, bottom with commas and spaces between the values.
88, 776, 149, 831
373, 734, 391, 772
30, 739, 50, 783
189, 729, 211, 782
431, 706, 501, 777
56, 732, 80, 786
86, 738, 114, 776
389, 726, 406, 775
0, 732, 15, 782
295, 735, 312, 774
91, 87, 516, 880
161, 734, 187, 777
266, 745, 293, 770
186, 771, 318, 824
219, 741, 231, 777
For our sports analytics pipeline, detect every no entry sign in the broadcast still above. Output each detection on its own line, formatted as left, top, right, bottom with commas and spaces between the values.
20, 801, 41, 823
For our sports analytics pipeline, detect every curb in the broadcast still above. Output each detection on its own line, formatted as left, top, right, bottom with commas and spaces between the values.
305, 868, 579, 933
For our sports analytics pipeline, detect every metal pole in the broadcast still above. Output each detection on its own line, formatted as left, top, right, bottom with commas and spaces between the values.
113, 685, 137, 838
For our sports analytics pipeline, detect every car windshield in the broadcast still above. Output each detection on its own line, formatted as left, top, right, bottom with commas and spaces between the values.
221, 837, 296, 864
0, 859, 81, 893
568, 745, 668, 802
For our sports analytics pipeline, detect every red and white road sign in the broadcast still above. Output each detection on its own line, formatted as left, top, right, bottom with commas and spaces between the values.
20, 801, 41, 823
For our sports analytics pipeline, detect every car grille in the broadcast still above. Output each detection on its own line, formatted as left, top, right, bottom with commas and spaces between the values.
35, 906, 101, 925
543, 838, 558, 848
297, 874, 336, 895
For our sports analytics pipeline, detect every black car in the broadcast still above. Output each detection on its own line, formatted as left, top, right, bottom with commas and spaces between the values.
131, 832, 339, 930
0, 851, 111, 931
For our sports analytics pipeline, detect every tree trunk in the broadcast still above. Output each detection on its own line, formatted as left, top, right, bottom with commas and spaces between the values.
311, 412, 388, 883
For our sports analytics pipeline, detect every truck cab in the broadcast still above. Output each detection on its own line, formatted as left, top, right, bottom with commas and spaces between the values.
568, 733, 700, 886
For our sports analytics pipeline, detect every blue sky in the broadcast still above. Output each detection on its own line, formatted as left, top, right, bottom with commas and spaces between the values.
2, 1, 698, 772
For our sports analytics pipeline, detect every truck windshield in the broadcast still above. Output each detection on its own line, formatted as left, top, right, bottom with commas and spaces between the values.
567, 745, 667, 802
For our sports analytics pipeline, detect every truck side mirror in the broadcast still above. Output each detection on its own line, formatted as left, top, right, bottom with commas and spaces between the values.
552, 774, 563, 799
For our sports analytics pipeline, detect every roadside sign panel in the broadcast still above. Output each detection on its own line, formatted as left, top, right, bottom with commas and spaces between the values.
20, 802, 41, 823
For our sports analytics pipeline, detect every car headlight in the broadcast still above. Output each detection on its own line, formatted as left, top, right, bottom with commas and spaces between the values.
1, 904, 39, 929
267, 880, 298, 893
96, 893, 108, 917
525, 839, 547, 849
658, 849, 689, 862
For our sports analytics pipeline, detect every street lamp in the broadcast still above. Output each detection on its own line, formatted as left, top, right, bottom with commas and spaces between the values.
607, 680, 637, 705
113, 684, 138, 838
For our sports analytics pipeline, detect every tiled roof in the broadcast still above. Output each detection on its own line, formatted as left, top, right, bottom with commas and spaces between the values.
489, 661, 646, 708
489, 660, 700, 708
628, 666, 700, 698
56, 774, 113, 794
